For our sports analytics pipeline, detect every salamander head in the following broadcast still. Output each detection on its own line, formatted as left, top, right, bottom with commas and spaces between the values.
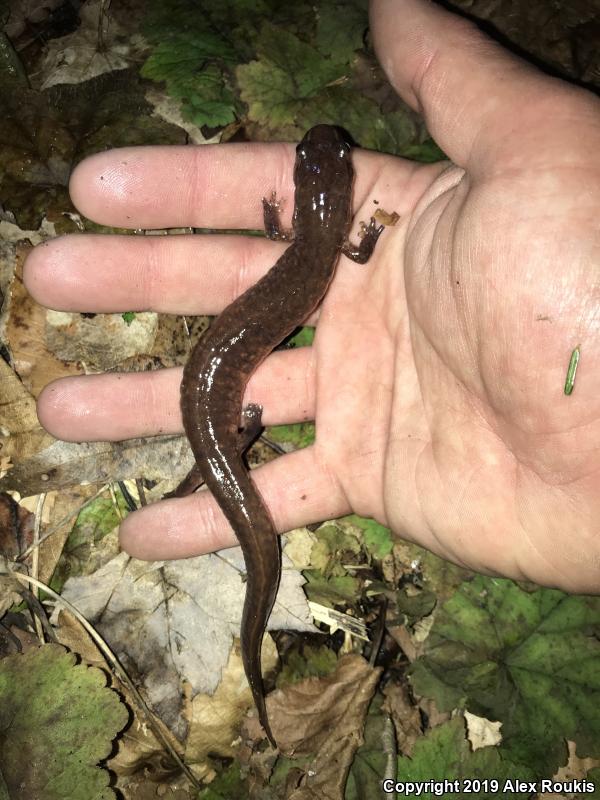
295, 124, 352, 165
300, 124, 350, 147
293, 125, 354, 230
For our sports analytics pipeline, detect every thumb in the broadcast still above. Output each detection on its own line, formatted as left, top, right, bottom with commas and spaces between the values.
369, 0, 597, 174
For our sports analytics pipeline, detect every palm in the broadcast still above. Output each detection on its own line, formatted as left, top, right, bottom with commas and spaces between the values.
315, 140, 600, 589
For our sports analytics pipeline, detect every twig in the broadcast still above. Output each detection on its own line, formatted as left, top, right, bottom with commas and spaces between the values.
382, 714, 397, 799
31, 493, 46, 641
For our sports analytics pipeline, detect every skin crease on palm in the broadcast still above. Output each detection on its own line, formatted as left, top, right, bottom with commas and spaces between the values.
24, 0, 600, 593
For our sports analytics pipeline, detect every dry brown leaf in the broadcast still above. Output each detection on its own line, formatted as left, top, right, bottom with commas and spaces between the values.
381, 682, 422, 757
387, 619, 419, 662
2, 431, 192, 495
0, 357, 54, 465
4, 0, 64, 39
553, 740, 600, 784
464, 710, 502, 751
373, 208, 400, 226
252, 654, 380, 799
57, 543, 312, 737
0, 566, 24, 617
38, 0, 134, 91
185, 638, 278, 766
55, 604, 108, 668
7, 243, 81, 396
0, 492, 33, 559
45, 309, 158, 371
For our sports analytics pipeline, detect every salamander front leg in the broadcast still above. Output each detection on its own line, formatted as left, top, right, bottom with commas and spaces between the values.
262, 192, 294, 242
238, 403, 263, 453
342, 217, 384, 263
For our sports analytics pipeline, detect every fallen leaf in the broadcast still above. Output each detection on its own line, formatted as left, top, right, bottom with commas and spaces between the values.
409, 577, 600, 775
260, 654, 381, 798
39, 0, 135, 90
0, 560, 24, 617
345, 693, 392, 800
0, 356, 54, 465
381, 682, 422, 757
57, 544, 314, 736
7, 243, 81, 396
46, 309, 158, 369
0, 491, 33, 560
464, 710, 502, 751
267, 653, 380, 755
1, 431, 193, 496
396, 716, 536, 800
0, 643, 128, 800
185, 637, 278, 764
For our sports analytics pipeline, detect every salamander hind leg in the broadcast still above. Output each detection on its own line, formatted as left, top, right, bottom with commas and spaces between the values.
238, 403, 264, 453
163, 463, 204, 498
342, 217, 384, 264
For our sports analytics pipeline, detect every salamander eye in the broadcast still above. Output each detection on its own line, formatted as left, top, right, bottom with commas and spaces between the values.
296, 144, 308, 158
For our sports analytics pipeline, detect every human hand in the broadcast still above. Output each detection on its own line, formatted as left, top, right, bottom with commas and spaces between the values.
25, 0, 600, 592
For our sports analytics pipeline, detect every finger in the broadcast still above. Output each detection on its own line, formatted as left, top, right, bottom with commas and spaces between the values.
69, 141, 393, 230
24, 231, 287, 314
370, 0, 596, 170
36, 346, 315, 442
27, 149, 419, 315
119, 445, 349, 559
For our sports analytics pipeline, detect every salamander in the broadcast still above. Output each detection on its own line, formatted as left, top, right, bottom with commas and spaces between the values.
176, 124, 384, 747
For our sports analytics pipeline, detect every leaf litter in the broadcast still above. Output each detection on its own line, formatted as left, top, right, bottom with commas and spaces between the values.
56, 538, 315, 736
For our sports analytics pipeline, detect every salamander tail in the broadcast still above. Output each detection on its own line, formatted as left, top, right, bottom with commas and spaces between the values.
238, 512, 281, 749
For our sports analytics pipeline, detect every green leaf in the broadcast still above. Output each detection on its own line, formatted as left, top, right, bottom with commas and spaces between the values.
402, 137, 446, 163
410, 577, 600, 774
236, 58, 303, 129
587, 767, 600, 799
311, 523, 361, 577
253, 21, 336, 93
303, 569, 359, 606
316, 1, 369, 65
197, 763, 248, 799
141, 34, 239, 127
345, 693, 388, 799
416, 547, 474, 602
51, 493, 128, 592
141, 32, 238, 84
267, 421, 315, 448
345, 514, 393, 559
396, 717, 536, 799
395, 588, 437, 623
287, 326, 315, 347
237, 21, 346, 130
277, 645, 338, 687
366, 110, 421, 155
0, 645, 128, 800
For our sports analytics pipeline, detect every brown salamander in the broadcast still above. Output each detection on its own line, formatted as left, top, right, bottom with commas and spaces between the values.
177, 125, 384, 746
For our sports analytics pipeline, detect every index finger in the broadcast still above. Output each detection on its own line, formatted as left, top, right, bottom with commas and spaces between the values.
69, 140, 388, 231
